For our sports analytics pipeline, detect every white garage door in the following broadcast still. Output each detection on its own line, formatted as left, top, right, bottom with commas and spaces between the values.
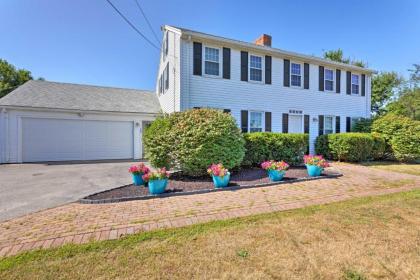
22, 118, 134, 162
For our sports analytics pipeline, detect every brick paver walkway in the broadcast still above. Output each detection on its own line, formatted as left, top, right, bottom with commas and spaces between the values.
0, 163, 419, 257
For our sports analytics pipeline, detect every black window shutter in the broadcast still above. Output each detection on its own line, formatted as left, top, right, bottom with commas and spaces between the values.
283, 59, 290, 87
319, 66, 324, 91
319, 115, 324, 136
240, 51, 248, 81
223, 109, 231, 113
346, 117, 351, 132
265, 112, 272, 132
282, 113, 289, 133
165, 64, 169, 89
346, 71, 351, 95
304, 114, 310, 134
265, 56, 272, 84
361, 74, 366, 96
335, 116, 340, 133
241, 110, 248, 133
304, 63, 309, 89
223, 47, 231, 79
336, 69, 341, 93
193, 42, 202, 76
165, 33, 169, 55
193, 107, 201, 109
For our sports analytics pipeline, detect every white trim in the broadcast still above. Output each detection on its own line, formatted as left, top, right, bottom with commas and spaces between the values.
351, 73, 360, 95
324, 68, 335, 92
248, 110, 265, 132
202, 44, 222, 78
290, 62, 303, 88
248, 53, 264, 83
323, 115, 334, 134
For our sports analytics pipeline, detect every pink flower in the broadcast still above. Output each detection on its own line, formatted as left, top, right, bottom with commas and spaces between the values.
261, 160, 289, 171
207, 163, 228, 177
142, 167, 170, 182
304, 155, 330, 168
129, 163, 150, 175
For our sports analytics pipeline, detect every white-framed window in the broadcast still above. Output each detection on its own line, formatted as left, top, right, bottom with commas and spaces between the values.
291, 62, 302, 87
249, 111, 264, 132
325, 68, 334, 91
204, 46, 220, 76
324, 116, 334, 134
158, 75, 162, 95
351, 74, 359, 94
162, 32, 168, 61
249, 55, 263, 82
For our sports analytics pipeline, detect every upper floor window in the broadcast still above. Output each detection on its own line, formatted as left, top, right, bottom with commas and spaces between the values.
204, 47, 220, 76
291, 63, 302, 87
164, 64, 169, 90
351, 74, 359, 94
249, 111, 263, 132
325, 69, 334, 91
324, 116, 334, 134
249, 55, 262, 82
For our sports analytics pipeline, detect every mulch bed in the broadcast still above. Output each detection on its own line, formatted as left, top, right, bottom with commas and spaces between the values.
82, 167, 341, 203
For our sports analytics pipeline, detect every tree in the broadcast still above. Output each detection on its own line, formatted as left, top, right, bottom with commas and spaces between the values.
371, 72, 402, 115
323, 49, 366, 67
0, 59, 34, 98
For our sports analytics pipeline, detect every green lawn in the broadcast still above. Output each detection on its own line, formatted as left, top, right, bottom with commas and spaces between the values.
362, 161, 420, 176
1, 190, 419, 280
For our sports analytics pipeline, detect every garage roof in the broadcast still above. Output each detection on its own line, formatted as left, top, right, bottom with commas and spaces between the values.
0, 80, 160, 114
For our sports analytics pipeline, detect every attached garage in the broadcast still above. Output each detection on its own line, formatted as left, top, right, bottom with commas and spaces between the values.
0, 80, 159, 163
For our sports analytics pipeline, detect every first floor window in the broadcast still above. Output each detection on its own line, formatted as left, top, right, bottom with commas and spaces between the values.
164, 64, 169, 90
158, 75, 163, 94
325, 69, 334, 91
291, 63, 302, 87
204, 46, 220, 76
351, 74, 359, 94
250, 55, 262, 81
324, 116, 334, 134
250, 111, 263, 132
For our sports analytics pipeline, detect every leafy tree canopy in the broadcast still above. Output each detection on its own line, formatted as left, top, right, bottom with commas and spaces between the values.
323, 48, 367, 68
371, 72, 402, 115
0, 59, 43, 98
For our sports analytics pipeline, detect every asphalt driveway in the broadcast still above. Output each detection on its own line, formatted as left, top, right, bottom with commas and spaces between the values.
0, 161, 143, 222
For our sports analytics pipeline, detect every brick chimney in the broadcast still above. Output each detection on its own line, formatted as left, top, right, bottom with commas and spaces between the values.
254, 34, 272, 47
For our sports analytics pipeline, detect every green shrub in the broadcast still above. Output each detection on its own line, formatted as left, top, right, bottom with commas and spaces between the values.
242, 133, 308, 166
352, 118, 372, 133
315, 133, 387, 162
372, 113, 420, 162
143, 109, 245, 176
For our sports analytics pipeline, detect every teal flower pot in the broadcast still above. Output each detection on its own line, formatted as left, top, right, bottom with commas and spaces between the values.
212, 172, 230, 188
267, 169, 285, 181
306, 164, 323, 177
148, 179, 168, 194
132, 173, 145, 186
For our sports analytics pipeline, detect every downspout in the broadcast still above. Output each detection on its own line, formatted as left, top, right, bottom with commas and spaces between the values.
173, 31, 176, 112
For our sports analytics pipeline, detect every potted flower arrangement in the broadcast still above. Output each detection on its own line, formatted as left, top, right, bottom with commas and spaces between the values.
303, 155, 329, 177
142, 167, 170, 194
128, 163, 150, 186
207, 163, 230, 188
261, 160, 289, 181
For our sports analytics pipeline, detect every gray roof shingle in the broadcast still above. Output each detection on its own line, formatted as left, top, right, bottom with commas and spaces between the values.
0, 80, 160, 114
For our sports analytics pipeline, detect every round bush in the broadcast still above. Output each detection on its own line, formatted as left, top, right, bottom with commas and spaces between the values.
372, 113, 420, 161
315, 133, 387, 162
143, 109, 245, 176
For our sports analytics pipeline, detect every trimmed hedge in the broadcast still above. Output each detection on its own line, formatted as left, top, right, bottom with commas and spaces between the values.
315, 133, 386, 162
372, 113, 420, 162
143, 109, 245, 176
242, 133, 308, 166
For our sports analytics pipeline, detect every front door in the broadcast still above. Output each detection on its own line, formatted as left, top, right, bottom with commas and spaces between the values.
288, 115, 303, 133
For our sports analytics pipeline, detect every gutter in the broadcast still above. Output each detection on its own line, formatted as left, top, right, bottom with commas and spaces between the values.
166, 25, 376, 75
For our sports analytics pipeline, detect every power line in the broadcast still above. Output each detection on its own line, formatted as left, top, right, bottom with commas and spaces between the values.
105, 0, 160, 51
133, 0, 161, 45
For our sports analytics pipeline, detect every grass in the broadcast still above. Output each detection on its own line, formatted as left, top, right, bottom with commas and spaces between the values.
362, 161, 420, 176
1, 190, 419, 279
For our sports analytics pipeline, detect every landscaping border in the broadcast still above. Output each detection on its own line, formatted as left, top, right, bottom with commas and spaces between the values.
79, 172, 343, 204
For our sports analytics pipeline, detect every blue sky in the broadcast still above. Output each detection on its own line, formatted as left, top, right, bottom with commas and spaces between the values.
1, 0, 419, 90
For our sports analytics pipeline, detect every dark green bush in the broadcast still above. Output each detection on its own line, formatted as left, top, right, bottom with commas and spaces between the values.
315, 133, 387, 162
242, 133, 308, 166
352, 118, 372, 132
143, 109, 245, 176
372, 113, 420, 162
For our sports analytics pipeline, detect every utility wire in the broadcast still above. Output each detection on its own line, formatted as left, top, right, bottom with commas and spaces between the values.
133, 0, 161, 45
105, 0, 160, 51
